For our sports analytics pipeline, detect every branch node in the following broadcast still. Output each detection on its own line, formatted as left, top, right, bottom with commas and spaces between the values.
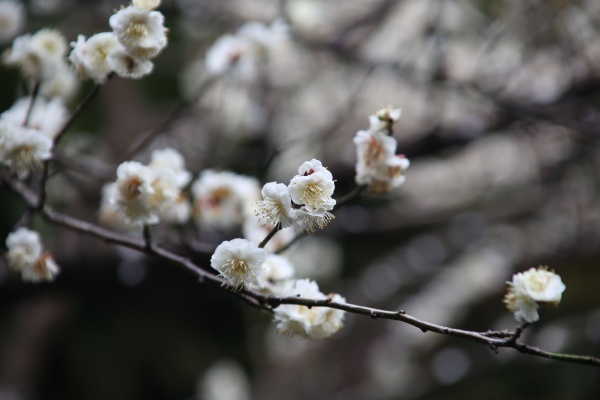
397, 309, 406, 315
370, 311, 378, 319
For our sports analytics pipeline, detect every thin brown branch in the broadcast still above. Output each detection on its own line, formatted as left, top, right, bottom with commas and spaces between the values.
2, 173, 599, 368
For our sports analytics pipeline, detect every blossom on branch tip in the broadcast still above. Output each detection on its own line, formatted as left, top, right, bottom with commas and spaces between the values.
211, 238, 266, 290
273, 279, 346, 339
504, 266, 566, 323
354, 107, 410, 193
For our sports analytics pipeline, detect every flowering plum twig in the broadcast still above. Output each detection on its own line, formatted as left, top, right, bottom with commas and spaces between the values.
3, 173, 599, 368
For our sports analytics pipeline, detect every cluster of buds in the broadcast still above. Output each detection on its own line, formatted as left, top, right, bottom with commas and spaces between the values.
354, 107, 410, 193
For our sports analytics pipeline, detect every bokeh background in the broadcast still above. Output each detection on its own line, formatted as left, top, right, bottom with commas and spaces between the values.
1, 0, 600, 399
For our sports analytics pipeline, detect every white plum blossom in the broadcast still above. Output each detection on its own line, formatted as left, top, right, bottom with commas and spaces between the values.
109, 5, 167, 59
5, 227, 60, 283
0, 116, 52, 178
3, 29, 68, 81
192, 170, 261, 231
287, 159, 336, 232
289, 159, 335, 212
354, 107, 410, 193
273, 279, 346, 339
0, 0, 26, 43
69, 33, 122, 84
111, 161, 159, 225
504, 266, 566, 323
210, 238, 266, 290
255, 182, 296, 228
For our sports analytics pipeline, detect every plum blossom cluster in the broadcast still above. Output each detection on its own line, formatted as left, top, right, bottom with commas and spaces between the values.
2, 27, 78, 100
101, 148, 191, 228
209, 238, 345, 339
205, 19, 288, 81
504, 266, 566, 324
0, 96, 68, 178
256, 159, 336, 233
4, 227, 60, 283
354, 107, 410, 193
69, 0, 167, 83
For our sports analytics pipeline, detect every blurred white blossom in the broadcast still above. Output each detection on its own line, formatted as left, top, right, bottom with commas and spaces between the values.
0, 0, 25, 44
504, 266, 566, 323
274, 278, 345, 339
192, 170, 261, 231
5, 227, 60, 283
3, 29, 68, 81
